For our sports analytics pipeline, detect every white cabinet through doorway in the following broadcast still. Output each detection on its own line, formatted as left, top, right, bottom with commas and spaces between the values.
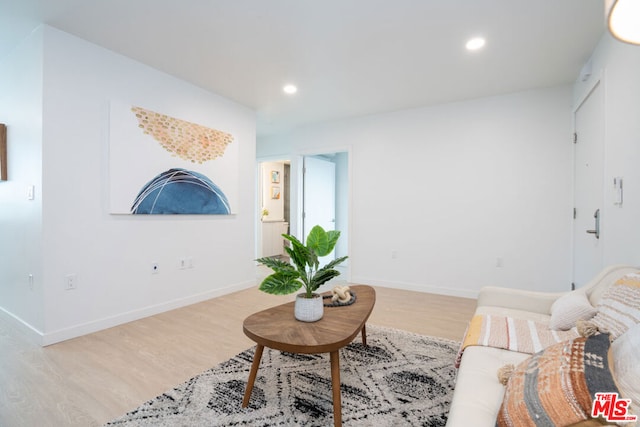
261, 221, 289, 257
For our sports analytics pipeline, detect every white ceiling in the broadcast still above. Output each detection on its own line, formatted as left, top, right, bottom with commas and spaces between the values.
0, 0, 605, 136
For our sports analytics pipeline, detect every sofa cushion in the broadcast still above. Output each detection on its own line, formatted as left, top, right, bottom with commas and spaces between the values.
496, 333, 619, 427
458, 314, 579, 359
612, 323, 640, 424
475, 305, 551, 324
549, 290, 597, 330
590, 273, 640, 340
586, 266, 640, 306
447, 346, 529, 426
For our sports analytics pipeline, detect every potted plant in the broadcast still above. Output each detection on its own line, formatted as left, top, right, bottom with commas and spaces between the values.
260, 207, 269, 220
256, 225, 349, 322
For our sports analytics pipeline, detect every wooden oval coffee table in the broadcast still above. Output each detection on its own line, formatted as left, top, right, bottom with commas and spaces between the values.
242, 284, 376, 426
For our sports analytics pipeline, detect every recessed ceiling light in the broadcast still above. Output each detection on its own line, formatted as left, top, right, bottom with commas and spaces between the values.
608, 0, 640, 45
283, 84, 298, 95
465, 37, 486, 51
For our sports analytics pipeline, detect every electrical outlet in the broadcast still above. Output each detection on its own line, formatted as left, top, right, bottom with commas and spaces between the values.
65, 274, 77, 290
496, 257, 504, 268
391, 250, 398, 259
151, 262, 159, 274
179, 257, 194, 269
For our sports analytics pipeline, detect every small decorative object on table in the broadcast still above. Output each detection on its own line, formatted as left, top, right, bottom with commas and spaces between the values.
324, 285, 356, 307
256, 225, 348, 322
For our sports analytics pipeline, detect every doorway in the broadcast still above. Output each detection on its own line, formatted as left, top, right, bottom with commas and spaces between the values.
572, 80, 604, 288
258, 160, 290, 259
256, 150, 350, 280
301, 152, 349, 273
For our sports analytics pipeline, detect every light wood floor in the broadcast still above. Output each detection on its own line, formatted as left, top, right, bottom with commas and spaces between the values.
0, 283, 476, 427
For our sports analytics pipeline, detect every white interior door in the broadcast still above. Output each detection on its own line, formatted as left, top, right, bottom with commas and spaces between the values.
573, 81, 604, 288
303, 156, 336, 262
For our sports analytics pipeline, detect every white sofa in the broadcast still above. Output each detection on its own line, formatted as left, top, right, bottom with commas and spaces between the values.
446, 264, 640, 427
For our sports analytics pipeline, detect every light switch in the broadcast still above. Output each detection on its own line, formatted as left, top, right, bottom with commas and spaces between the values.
613, 177, 623, 205
27, 185, 35, 200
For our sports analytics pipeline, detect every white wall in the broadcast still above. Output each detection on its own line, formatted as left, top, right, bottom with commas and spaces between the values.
259, 87, 574, 297
573, 34, 640, 269
1, 26, 257, 345
0, 27, 45, 335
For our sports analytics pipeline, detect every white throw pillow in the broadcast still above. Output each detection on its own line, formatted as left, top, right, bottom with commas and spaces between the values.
549, 290, 597, 331
612, 323, 640, 424
591, 273, 640, 340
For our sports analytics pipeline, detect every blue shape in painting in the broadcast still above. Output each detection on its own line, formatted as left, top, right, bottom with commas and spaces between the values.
131, 168, 231, 214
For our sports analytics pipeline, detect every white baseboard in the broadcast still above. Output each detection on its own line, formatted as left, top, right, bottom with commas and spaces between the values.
0, 306, 44, 346
39, 280, 256, 346
350, 276, 479, 299
4, 278, 474, 347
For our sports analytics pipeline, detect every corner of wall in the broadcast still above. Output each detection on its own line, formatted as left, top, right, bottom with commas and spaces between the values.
0, 24, 45, 334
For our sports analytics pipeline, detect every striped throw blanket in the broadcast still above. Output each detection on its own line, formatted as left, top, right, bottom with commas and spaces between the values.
455, 314, 579, 368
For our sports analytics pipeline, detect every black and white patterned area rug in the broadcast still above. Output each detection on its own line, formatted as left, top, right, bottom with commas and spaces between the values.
105, 325, 460, 427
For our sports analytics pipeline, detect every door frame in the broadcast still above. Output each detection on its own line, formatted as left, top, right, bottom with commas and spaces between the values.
571, 71, 605, 288
292, 146, 352, 279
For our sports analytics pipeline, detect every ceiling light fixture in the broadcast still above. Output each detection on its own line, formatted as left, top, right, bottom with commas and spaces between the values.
465, 37, 486, 51
607, 0, 640, 45
283, 84, 298, 95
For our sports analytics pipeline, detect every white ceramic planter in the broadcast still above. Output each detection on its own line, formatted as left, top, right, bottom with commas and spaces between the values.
294, 293, 324, 322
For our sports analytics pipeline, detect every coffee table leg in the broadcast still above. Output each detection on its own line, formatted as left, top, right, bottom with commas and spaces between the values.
330, 351, 342, 426
242, 344, 264, 408
361, 324, 367, 347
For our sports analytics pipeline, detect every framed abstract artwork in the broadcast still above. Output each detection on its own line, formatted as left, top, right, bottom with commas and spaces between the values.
271, 186, 281, 199
271, 170, 280, 183
109, 102, 238, 214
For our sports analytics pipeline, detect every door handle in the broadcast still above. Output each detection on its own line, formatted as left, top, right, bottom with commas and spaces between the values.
586, 209, 600, 239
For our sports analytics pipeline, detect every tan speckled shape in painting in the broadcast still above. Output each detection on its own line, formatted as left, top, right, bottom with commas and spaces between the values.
131, 106, 233, 164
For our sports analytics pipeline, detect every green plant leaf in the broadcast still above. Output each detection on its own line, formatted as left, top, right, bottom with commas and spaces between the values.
309, 250, 320, 271
255, 257, 296, 274
284, 239, 310, 274
282, 232, 304, 248
325, 230, 341, 254
310, 269, 341, 290
258, 272, 302, 295
306, 225, 329, 256
322, 255, 348, 270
